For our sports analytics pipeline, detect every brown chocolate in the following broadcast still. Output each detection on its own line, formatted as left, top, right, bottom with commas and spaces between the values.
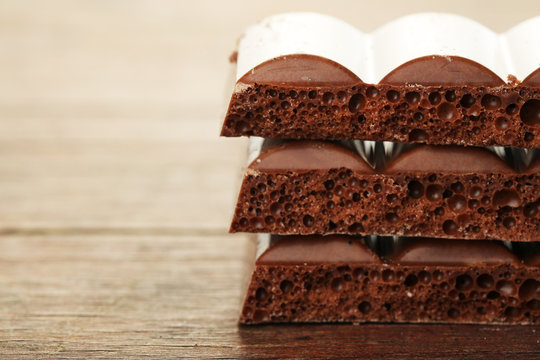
258, 235, 381, 265
380, 55, 505, 86
528, 253, 540, 266
394, 238, 519, 265
513, 242, 540, 266
252, 141, 371, 171
524, 68, 540, 87
240, 235, 540, 324
239, 54, 359, 86
231, 141, 540, 241
384, 145, 515, 174
222, 54, 540, 147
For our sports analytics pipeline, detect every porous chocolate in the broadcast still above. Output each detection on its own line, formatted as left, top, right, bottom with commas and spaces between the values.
230, 141, 540, 241
240, 235, 540, 324
222, 54, 540, 147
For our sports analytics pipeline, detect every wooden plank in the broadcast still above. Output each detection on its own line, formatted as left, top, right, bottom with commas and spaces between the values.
0, 113, 247, 231
0, 234, 539, 359
0, 234, 255, 358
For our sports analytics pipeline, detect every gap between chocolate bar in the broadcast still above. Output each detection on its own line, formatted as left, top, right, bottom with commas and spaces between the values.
231, 138, 540, 241
251, 137, 540, 172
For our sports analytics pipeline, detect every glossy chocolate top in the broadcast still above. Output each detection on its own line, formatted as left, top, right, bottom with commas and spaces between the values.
394, 238, 520, 266
257, 235, 380, 265
239, 54, 359, 86
238, 54, 536, 87
250, 141, 528, 174
384, 146, 516, 174
256, 235, 535, 266
380, 55, 505, 86
523, 68, 540, 87
250, 141, 373, 172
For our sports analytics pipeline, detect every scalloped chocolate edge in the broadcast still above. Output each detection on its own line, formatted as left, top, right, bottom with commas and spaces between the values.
222, 54, 540, 148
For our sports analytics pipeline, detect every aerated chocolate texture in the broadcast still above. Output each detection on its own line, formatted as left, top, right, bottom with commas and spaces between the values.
231, 141, 540, 241
221, 55, 540, 147
240, 235, 540, 324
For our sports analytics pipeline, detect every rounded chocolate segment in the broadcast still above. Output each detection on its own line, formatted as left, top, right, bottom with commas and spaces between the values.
380, 55, 505, 86
257, 235, 380, 265
249, 141, 373, 172
522, 67, 540, 87
238, 54, 361, 86
526, 252, 540, 267
395, 238, 519, 266
384, 146, 515, 174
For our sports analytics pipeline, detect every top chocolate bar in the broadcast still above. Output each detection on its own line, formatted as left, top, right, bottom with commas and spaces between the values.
221, 13, 540, 147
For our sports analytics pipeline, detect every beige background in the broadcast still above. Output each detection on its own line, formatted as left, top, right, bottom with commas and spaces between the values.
0, 1, 539, 358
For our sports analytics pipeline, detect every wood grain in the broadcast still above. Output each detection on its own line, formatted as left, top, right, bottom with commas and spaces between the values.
1, 234, 539, 359
1, 1, 540, 358
0, 113, 247, 231
0, 234, 255, 358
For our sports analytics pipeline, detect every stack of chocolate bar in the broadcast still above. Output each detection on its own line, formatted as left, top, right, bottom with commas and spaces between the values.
221, 13, 540, 324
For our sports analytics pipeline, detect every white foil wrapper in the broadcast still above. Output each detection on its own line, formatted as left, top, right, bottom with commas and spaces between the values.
236, 12, 540, 83
489, 146, 539, 172
256, 234, 271, 260
352, 140, 414, 170
247, 136, 265, 165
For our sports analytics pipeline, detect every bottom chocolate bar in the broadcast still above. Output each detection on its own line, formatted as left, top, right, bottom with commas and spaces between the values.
240, 235, 540, 324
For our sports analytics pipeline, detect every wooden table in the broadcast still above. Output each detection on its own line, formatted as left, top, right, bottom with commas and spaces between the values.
1, 1, 539, 358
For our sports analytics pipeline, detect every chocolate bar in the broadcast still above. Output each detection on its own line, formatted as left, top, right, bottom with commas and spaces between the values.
221, 13, 540, 147
226, 13, 540, 326
230, 140, 540, 241
240, 235, 540, 324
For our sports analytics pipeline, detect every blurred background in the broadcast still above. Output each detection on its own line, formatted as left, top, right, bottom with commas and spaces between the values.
0, 1, 539, 357
1, 0, 539, 233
